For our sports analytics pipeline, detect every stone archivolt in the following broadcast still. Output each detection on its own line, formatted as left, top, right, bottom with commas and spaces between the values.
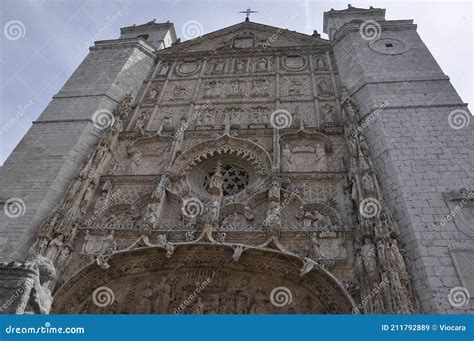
52, 244, 355, 314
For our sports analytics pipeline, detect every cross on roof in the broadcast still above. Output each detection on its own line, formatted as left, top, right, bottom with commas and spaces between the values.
238, 8, 258, 21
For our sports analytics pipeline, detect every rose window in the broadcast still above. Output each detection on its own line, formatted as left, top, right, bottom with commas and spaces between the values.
203, 164, 249, 196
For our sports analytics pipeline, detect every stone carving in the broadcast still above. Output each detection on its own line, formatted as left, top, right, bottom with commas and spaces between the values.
322, 104, 336, 126
288, 80, 303, 96
176, 61, 199, 75
134, 111, 148, 135
360, 238, 377, 281
317, 78, 333, 97
209, 59, 226, 74
249, 286, 268, 314
282, 140, 328, 172
303, 210, 333, 230
234, 58, 248, 73
228, 79, 245, 97
283, 55, 306, 70
314, 55, 327, 70
19, 22, 421, 316
251, 79, 271, 97
145, 87, 160, 102
172, 85, 187, 99
203, 80, 221, 99
255, 57, 268, 72
44, 235, 64, 261
157, 62, 171, 77
0, 255, 56, 314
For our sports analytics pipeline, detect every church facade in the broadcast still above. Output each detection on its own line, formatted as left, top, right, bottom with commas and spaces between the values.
0, 5, 473, 314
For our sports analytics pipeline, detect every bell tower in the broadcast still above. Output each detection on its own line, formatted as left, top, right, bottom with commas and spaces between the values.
0, 21, 176, 261
325, 5, 473, 313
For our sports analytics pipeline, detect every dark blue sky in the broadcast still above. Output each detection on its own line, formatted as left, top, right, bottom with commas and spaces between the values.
0, 0, 472, 165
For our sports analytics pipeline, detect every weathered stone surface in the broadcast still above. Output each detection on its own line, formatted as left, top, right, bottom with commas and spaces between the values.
1, 6, 472, 315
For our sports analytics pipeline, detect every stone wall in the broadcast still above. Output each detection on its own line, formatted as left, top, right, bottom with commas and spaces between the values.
325, 6, 474, 313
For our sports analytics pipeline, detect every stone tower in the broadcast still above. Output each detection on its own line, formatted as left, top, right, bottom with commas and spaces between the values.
324, 5, 473, 313
0, 6, 472, 314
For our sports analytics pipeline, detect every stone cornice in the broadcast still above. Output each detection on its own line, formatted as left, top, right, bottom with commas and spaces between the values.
91, 37, 157, 58
156, 44, 331, 60
331, 19, 416, 45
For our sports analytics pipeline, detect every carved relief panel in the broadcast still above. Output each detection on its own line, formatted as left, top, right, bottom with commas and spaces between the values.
174, 60, 202, 77
280, 75, 312, 100
143, 82, 164, 104
281, 55, 308, 72
147, 106, 188, 131
162, 80, 197, 102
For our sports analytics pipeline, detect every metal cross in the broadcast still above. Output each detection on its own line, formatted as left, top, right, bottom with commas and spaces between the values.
238, 8, 258, 21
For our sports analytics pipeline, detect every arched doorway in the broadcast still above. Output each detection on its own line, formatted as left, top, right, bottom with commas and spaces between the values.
52, 243, 355, 314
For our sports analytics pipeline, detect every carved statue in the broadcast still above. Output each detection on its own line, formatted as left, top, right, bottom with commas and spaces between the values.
135, 282, 153, 314
249, 286, 268, 314
389, 239, 407, 274
315, 56, 327, 70
309, 233, 322, 260
282, 145, 293, 171
155, 280, 172, 313
191, 297, 205, 314
323, 104, 336, 125
312, 210, 332, 230
317, 79, 332, 97
45, 235, 64, 261
146, 88, 159, 102
361, 238, 377, 279
268, 177, 281, 202
209, 161, 224, 195
134, 112, 148, 135
229, 80, 244, 96
289, 80, 302, 96
158, 62, 170, 76
234, 59, 246, 73
222, 212, 246, 228
362, 173, 375, 196
342, 99, 357, 123
377, 239, 387, 270
24, 255, 56, 314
